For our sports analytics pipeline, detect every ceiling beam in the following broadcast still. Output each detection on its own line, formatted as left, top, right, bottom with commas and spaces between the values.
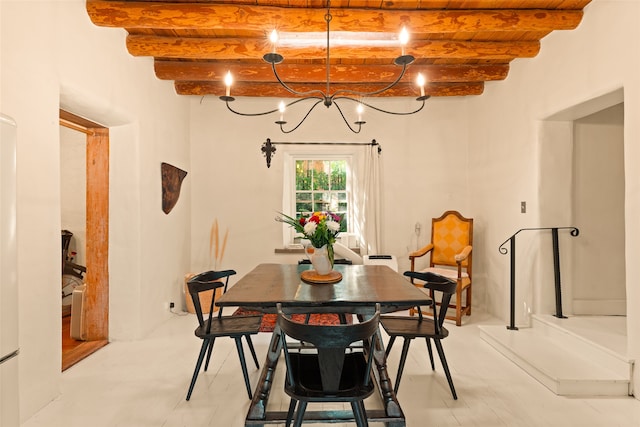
155, 60, 510, 83
128, 35, 539, 60
87, 1, 584, 33
174, 81, 484, 97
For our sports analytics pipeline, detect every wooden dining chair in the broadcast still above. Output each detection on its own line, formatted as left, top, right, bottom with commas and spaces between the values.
277, 303, 380, 427
409, 210, 473, 326
380, 271, 458, 400
185, 270, 262, 401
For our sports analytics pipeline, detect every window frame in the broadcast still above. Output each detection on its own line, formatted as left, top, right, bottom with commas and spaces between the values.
282, 150, 355, 248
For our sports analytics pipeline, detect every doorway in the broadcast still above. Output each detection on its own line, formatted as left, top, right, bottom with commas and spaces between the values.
538, 89, 626, 352
571, 103, 626, 315
59, 109, 110, 371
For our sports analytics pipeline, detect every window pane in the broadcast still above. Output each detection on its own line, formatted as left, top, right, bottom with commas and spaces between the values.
296, 161, 312, 190
330, 161, 347, 190
297, 192, 312, 202
312, 160, 329, 190
313, 197, 330, 212
326, 193, 339, 213
296, 202, 312, 213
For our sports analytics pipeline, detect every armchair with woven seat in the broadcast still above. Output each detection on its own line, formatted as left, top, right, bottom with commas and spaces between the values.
409, 210, 473, 326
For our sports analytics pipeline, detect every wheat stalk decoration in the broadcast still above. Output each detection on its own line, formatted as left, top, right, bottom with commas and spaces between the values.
209, 219, 229, 270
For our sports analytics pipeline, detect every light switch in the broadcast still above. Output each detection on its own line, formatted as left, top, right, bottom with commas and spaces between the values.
521, 201, 527, 213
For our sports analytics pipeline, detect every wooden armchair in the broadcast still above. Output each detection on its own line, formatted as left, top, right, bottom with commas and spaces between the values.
409, 210, 473, 326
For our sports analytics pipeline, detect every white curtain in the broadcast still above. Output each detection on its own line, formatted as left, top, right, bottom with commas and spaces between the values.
355, 143, 382, 255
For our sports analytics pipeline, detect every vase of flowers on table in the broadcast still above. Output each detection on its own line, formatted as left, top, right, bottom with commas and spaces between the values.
277, 211, 343, 276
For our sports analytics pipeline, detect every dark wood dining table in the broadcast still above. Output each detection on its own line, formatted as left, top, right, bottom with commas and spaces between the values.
216, 263, 431, 427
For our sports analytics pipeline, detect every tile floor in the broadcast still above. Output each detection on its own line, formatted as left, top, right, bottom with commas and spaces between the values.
23, 310, 640, 427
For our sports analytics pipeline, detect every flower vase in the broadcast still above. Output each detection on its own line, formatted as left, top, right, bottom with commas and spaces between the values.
304, 243, 333, 275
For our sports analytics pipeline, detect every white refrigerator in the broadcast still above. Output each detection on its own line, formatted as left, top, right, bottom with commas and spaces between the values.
0, 113, 19, 426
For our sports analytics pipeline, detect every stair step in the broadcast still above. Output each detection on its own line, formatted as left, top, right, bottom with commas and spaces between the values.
479, 316, 633, 397
530, 314, 630, 378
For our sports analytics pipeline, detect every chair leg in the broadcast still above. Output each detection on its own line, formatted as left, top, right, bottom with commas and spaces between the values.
425, 337, 435, 370
433, 338, 457, 400
385, 336, 396, 357
285, 399, 297, 427
358, 400, 370, 427
204, 337, 216, 371
351, 400, 369, 427
292, 400, 308, 427
466, 283, 472, 316
245, 334, 260, 369
234, 337, 253, 400
186, 339, 209, 401
394, 338, 412, 394
455, 285, 462, 326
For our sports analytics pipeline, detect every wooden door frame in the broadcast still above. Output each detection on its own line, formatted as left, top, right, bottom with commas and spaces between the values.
60, 109, 109, 342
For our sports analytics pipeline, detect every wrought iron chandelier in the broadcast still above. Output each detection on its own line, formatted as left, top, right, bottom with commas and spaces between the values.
219, 1, 430, 134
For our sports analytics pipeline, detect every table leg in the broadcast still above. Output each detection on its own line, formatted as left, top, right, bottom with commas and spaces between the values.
360, 314, 404, 421
374, 329, 404, 419
245, 324, 283, 423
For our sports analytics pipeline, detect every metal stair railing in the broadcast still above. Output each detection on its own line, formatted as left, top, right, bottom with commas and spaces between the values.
498, 227, 579, 330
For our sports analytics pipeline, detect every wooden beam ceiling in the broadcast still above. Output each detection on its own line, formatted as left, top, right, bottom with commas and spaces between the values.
87, 2, 584, 33
86, 0, 592, 98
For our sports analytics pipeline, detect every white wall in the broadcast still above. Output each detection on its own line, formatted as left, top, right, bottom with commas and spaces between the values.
466, 0, 640, 394
189, 96, 471, 294
1, 0, 191, 421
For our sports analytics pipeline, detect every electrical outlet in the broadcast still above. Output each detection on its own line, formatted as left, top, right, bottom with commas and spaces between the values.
169, 302, 175, 309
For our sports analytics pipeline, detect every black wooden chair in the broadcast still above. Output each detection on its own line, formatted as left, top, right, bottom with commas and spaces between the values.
185, 270, 262, 401
277, 303, 380, 427
379, 271, 458, 399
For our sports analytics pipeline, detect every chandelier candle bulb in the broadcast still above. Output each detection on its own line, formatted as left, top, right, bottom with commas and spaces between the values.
357, 104, 364, 122
269, 29, 278, 53
278, 101, 286, 122
400, 27, 409, 56
417, 73, 426, 97
224, 71, 233, 97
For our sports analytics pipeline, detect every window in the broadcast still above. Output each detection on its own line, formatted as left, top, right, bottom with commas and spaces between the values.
283, 153, 355, 247
294, 160, 348, 232
282, 144, 381, 253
